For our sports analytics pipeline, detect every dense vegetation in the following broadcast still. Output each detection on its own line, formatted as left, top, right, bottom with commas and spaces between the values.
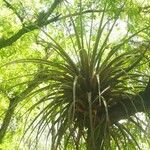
0, 0, 150, 149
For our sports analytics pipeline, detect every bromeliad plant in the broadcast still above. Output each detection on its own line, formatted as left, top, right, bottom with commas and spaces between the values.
10, 1, 150, 150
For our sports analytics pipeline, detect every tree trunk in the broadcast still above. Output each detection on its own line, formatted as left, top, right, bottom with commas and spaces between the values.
0, 99, 16, 143
86, 127, 104, 150
86, 79, 150, 150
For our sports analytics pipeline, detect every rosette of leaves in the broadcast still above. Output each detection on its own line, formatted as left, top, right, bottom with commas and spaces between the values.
10, 1, 150, 150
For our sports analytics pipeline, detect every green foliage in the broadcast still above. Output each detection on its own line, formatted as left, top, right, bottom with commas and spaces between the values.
0, 0, 150, 149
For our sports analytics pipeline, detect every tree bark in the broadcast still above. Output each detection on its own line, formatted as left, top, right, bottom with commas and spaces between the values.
0, 99, 16, 143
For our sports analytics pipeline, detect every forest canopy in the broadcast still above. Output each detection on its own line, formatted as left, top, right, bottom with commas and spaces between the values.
0, 0, 150, 149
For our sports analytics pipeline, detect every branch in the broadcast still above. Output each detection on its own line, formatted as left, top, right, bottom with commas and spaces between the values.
37, 0, 62, 25
0, 8, 106, 50
1, 0, 149, 50
0, 24, 36, 49
3, 0, 24, 23
0, 16, 59, 49
0, 0, 62, 50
